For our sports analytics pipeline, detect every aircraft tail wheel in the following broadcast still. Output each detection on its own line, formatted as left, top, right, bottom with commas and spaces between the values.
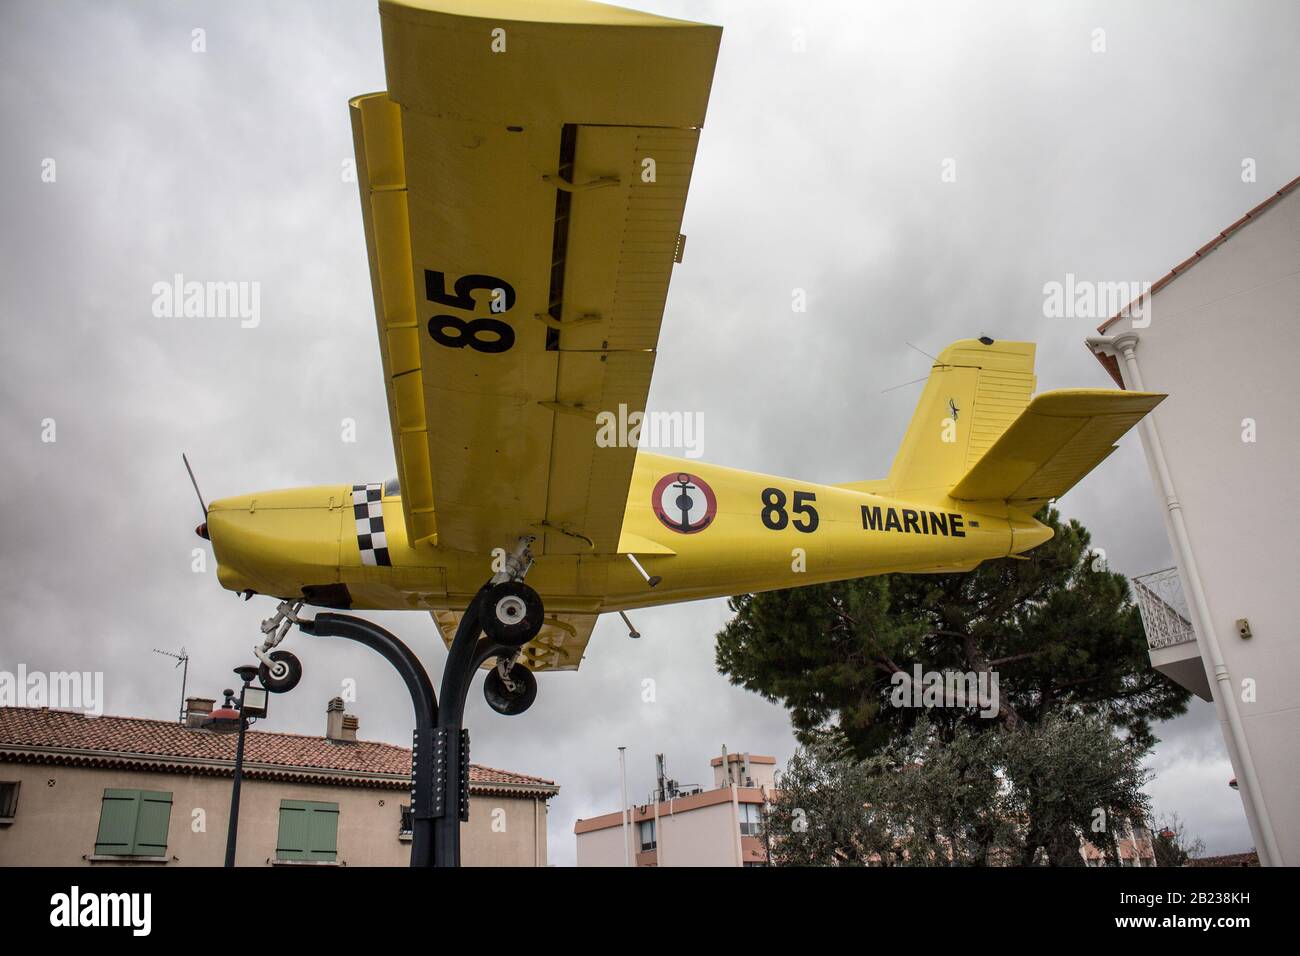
483, 662, 537, 716
258, 650, 302, 694
481, 580, 544, 647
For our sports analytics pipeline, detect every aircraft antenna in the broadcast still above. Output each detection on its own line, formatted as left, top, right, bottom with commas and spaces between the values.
905, 341, 939, 363
880, 375, 930, 394
882, 341, 955, 392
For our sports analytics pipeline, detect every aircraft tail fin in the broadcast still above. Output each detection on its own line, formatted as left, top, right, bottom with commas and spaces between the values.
947, 389, 1164, 504
883, 339, 1038, 497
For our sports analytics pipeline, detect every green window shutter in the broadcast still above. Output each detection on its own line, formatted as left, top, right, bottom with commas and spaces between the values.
133, 790, 173, 856
306, 803, 339, 861
95, 789, 173, 857
95, 789, 140, 856
277, 802, 310, 860
277, 800, 338, 862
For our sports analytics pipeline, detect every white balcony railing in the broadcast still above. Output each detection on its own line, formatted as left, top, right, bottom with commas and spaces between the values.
1132, 568, 1197, 650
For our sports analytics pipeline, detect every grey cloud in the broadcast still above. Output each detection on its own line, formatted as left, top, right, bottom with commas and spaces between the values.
4, 0, 1294, 863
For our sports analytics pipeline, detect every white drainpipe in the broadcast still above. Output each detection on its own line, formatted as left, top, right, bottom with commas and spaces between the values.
653, 796, 661, 868
730, 782, 743, 867
1088, 332, 1281, 867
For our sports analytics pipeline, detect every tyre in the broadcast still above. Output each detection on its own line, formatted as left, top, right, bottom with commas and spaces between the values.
483, 662, 537, 716
480, 580, 544, 646
258, 650, 302, 694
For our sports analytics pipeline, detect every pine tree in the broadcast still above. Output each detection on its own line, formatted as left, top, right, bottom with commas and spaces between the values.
716, 506, 1189, 756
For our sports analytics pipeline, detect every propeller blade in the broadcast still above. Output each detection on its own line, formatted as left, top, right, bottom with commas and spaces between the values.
182, 452, 208, 518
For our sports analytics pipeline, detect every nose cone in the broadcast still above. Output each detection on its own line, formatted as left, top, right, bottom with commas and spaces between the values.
207, 486, 346, 597
1009, 512, 1053, 555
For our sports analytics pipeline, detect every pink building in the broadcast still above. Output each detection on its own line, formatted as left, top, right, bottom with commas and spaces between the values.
575, 751, 776, 867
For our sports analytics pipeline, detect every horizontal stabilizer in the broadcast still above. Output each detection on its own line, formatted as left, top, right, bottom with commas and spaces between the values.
948, 389, 1164, 503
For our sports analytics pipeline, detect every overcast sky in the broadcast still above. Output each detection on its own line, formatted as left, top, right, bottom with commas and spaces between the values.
2, 0, 1295, 865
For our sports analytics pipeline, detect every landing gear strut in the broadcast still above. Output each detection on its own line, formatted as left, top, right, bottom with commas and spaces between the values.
254, 600, 305, 693
477, 534, 543, 714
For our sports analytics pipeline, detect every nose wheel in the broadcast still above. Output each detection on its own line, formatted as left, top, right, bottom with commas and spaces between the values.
258, 650, 303, 694
254, 599, 307, 694
483, 660, 537, 716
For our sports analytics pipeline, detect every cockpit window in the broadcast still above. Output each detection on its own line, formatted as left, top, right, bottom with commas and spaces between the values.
383, 476, 400, 498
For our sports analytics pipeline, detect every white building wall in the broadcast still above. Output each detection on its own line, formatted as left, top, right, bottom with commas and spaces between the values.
576, 817, 632, 867
655, 802, 739, 866
1096, 186, 1300, 864
712, 757, 777, 790
575, 799, 744, 866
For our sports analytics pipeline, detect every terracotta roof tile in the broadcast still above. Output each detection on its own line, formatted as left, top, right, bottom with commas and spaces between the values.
1194, 235, 1227, 258
1188, 851, 1260, 867
0, 707, 557, 795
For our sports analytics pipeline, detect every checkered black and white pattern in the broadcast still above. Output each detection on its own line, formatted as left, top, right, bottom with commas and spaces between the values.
352, 483, 391, 567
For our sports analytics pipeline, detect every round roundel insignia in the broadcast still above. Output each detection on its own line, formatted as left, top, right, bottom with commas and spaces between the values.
651, 472, 717, 534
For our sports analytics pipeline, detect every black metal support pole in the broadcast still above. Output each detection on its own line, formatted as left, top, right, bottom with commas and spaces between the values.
300, 585, 512, 868
434, 586, 493, 868
224, 686, 248, 868
301, 613, 439, 867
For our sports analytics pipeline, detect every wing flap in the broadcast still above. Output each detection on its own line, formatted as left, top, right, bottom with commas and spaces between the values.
350, 92, 438, 547
949, 389, 1165, 503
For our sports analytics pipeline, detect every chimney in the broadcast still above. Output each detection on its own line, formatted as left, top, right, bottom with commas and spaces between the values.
185, 697, 215, 729
325, 698, 358, 743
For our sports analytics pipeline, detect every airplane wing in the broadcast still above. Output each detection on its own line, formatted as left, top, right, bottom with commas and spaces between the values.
351, 0, 721, 557
948, 389, 1165, 503
432, 610, 598, 673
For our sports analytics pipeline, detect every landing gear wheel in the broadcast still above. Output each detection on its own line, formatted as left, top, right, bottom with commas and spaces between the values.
258, 650, 302, 694
481, 580, 544, 647
483, 662, 537, 716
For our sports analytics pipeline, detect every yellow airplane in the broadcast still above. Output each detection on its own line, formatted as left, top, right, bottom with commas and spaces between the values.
198, 0, 1163, 715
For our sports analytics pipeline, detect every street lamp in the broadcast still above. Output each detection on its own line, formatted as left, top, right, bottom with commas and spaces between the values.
205, 665, 268, 867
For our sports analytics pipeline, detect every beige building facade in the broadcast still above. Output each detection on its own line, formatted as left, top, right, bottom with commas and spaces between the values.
0, 704, 557, 867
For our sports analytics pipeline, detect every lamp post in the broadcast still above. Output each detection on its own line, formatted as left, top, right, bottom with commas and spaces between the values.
618, 746, 630, 867
206, 665, 268, 868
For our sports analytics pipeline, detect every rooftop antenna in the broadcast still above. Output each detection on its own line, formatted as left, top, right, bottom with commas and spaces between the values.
153, 646, 190, 724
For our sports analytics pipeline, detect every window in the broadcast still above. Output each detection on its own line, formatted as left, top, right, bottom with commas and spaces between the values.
0, 781, 19, 821
94, 789, 173, 857
638, 819, 656, 852
277, 799, 339, 862
739, 802, 763, 837
383, 476, 400, 497
399, 804, 413, 837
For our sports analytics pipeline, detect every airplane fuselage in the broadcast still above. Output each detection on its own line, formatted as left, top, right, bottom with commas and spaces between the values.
207, 451, 1050, 615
